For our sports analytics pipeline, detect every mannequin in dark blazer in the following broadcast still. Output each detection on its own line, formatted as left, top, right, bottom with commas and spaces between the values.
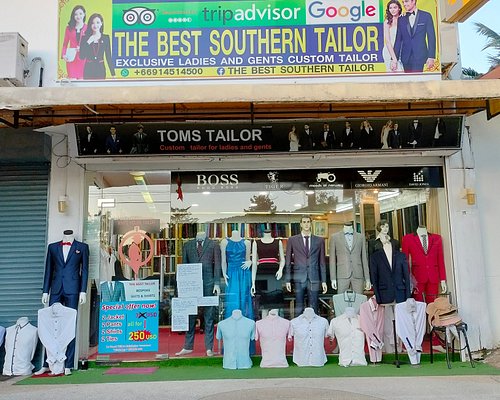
407, 119, 423, 148
388, 122, 403, 149
317, 122, 336, 150
369, 221, 410, 304
340, 121, 356, 149
176, 232, 221, 357
39, 230, 89, 375
285, 215, 328, 315
299, 124, 316, 151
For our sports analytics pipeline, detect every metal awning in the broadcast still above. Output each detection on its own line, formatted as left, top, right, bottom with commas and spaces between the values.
1, 80, 499, 128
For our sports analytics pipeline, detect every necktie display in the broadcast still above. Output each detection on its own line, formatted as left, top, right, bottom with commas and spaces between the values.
197, 240, 203, 257
422, 235, 428, 253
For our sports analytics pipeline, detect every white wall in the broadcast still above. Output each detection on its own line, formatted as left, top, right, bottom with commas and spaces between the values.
465, 111, 500, 348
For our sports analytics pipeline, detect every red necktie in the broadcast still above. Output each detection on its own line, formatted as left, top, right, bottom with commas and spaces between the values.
61, 242, 72, 246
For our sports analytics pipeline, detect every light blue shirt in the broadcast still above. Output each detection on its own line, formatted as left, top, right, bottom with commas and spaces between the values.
216, 314, 255, 369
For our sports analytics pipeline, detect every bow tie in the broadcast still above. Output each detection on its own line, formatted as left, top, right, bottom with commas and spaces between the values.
408, 11, 415, 15
345, 232, 353, 236
61, 242, 72, 246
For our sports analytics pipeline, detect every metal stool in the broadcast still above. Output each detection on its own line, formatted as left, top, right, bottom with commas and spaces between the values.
429, 322, 474, 369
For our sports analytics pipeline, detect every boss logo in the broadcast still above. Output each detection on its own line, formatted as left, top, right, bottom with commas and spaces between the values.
123, 7, 156, 26
197, 174, 239, 186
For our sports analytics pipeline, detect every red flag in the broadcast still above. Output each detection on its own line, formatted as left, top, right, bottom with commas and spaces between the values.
176, 174, 183, 201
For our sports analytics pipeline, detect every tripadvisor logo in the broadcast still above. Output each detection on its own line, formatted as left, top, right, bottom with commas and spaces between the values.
202, 3, 301, 25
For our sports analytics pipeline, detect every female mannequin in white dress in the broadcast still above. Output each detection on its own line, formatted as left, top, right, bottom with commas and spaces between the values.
382, 0, 402, 72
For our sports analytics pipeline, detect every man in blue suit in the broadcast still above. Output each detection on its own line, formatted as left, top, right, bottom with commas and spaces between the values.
38, 230, 89, 375
285, 215, 328, 316
393, 0, 436, 73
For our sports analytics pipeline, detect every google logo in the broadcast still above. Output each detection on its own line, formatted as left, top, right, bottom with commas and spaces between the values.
308, 0, 377, 22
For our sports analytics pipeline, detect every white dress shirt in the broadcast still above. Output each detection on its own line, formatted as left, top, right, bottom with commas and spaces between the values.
3, 318, 38, 376
328, 313, 367, 367
395, 299, 426, 365
255, 314, 290, 368
289, 313, 329, 367
38, 303, 77, 375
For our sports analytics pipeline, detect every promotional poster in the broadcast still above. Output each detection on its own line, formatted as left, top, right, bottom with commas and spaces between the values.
58, 0, 441, 80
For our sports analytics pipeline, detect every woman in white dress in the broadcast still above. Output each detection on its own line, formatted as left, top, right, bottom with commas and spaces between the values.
380, 120, 393, 149
289, 125, 299, 152
382, 0, 402, 72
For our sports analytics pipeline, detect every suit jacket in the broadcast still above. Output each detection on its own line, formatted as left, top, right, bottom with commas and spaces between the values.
80, 132, 100, 155
299, 131, 315, 151
407, 121, 423, 147
317, 130, 335, 150
285, 234, 326, 284
100, 281, 125, 302
358, 126, 375, 149
182, 238, 221, 290
105, 134, 123, 154
329, 231, 369, 281
369, 245, 410, 304
388, 129, 402, 149
401, 232, 446, 284
340, 128, 356, 149
42, 240, 89, 295
393, 9, 436, 71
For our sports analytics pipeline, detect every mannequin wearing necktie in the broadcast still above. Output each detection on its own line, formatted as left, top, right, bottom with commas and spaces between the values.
402, 226, 447, 303
285, 216, 328, 316
330, 222, 371, 294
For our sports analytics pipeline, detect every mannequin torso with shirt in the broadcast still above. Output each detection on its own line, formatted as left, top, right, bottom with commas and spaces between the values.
220, 231, 254, 320
402, 225, 447, 303
3, 317, 38, 376
251, 230, 285, 294
284, 216, 328, 316
329, 222, 371, 294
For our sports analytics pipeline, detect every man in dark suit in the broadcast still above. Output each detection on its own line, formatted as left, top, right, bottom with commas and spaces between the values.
39, 230, 89, 375
393, 0, 436, 73
105, 125, 123, 154
176, 232, 221, 357
285, 215, 328, 316
80, 125, 100, 155
388, 122, 403, 149
407, 119, 423, 148
299, 124, 316, 151
317, 122, 336, 150
340, 121, 356, 149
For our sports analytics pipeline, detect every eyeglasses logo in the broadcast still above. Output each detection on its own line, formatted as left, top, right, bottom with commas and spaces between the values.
123, 7, 156, 25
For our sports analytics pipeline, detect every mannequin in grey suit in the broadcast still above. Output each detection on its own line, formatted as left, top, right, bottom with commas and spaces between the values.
176, 232, 221, 357
285, 215, 328, 316
329, 222, 371, 294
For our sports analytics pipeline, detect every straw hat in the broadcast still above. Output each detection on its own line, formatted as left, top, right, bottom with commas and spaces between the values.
426, 297, 462, 327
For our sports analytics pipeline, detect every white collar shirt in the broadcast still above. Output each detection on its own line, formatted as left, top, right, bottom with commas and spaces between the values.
3, 320, 38, 376
38, 303, 77, 375
328, 314, 367, 367
255, 314, 290, 368
289, 314, 329, 367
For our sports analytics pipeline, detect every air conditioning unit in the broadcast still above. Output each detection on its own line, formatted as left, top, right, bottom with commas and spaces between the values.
0, 32, 28, 87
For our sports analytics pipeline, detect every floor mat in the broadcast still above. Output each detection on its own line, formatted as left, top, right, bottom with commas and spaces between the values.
104, 367, 158, 375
